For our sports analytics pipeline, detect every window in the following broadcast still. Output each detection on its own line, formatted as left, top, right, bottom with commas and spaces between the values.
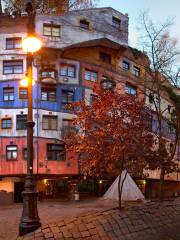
42, 115, 57, 130
60, 64, 76, 78
79, 19, 90, 30
3, 60, 23, 74
19, 87, 28, 99
112, 16, 121, 28
16, 115, 27, 130
61, 90, 74, 105
6, 145, 17, 160
100, 52, 111, 64
1, 118, 12, 129
41, 70, 56, 79
6, 37, 21, 49
62, 119, 73, 128
167, 123, 175, 135
62, 119, 74, 139
47, 144, 65, 161
125, 84, 137, 96
22, 147, 28, 160
43, 23, 60, 37
122, 61, 130, 70
3, 87, 14, 101
85, 69, 97, 82
90, 94, 98, 104
41, 88, 56, 102
133, 66, 140, 78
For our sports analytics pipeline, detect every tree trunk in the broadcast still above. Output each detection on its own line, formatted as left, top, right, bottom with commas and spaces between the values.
118, 171, 122, 210
118, 170, 128, 210
159, 166, 165, 201
0, 0, 2, 14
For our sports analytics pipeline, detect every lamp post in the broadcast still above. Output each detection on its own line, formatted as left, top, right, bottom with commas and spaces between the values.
19, 2, 42, 236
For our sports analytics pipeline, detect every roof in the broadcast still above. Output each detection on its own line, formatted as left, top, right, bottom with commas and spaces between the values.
70, 7, 129, 19
62, 38, 127, 51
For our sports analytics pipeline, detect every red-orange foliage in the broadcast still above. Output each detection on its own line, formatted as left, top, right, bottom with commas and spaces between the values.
65, 89, 155, 179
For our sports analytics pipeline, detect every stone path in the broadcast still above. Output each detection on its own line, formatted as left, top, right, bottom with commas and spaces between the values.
18, 201, 180, 240
0, 198, 116, 240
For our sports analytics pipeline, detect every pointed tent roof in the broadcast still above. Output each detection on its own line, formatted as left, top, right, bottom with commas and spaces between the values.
103, 170, 145, 201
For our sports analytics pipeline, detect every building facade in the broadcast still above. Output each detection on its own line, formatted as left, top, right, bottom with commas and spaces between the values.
0, 7, 179, 203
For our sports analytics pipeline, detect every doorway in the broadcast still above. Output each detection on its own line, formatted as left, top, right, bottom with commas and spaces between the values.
14, 182, 24, 203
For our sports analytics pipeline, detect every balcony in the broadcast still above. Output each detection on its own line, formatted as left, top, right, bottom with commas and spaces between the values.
39, 68, 58, 85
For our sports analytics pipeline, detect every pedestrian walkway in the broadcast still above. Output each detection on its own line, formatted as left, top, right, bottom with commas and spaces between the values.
18, 200, 180, 240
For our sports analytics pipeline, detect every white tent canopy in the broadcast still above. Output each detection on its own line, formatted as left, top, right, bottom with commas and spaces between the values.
102, 170, 145, 201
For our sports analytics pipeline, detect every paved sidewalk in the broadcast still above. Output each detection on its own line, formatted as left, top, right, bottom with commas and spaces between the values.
18, 201, 180, 240
0, 198, 116, 240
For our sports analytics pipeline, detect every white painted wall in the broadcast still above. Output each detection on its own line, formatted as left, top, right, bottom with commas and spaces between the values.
36, 7, 129, 49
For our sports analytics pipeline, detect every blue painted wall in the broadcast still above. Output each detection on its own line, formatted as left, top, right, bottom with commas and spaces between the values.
0, 80, 83, 112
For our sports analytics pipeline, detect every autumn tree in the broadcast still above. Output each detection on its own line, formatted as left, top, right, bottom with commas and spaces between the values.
3, 0, 99, 15
65, 89, 154, 209
139, 12, 180, 200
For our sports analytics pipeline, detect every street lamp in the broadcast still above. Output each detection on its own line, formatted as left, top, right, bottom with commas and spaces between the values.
19, 2, 42, 236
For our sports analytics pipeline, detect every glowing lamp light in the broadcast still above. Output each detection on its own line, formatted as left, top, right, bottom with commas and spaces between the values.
21, 77, 35, 87
22, 36, 42, 53
99, 180, 103, 184
21, 77, 28, 87
43, 179, 47, 184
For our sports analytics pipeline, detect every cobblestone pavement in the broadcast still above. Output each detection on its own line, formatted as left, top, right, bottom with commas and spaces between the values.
18, 200, 180, 240
0, 198, 116, 240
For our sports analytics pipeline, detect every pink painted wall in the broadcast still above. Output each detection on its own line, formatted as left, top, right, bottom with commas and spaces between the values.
0, 137, 78, 176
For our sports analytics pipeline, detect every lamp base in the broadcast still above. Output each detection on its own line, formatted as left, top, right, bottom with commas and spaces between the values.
19, 175, 41, 236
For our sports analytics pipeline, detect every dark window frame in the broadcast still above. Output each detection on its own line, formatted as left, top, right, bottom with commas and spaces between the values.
6, 37, 22, 49
41, 88, 56, 102
19, 87, 28, 100
100, 52, 112, 64
3, 87, 14, 101
60, 64, 76, 78
46, 143, 66, 161
125, 84, 137, 96
85, 69, 98, 82
43, 23, 61, 37
3, 60, 23, 74
16, 114, 27, 130
79, 19, 90, 30
122, 60, 130, 70
1, 118, 12, 129
133, 66, 140, 78
90, 94, 98, 104
42, 115, 58, 130
61, 90, 74, 105
112, 16, 121, 28
40, 69, 56, 79
6, 145, 18, 161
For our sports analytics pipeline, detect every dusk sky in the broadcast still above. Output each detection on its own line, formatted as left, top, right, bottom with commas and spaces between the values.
98, 0, 180, 49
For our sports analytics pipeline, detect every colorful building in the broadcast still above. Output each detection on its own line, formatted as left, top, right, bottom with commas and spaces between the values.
0, 7, 179, 203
